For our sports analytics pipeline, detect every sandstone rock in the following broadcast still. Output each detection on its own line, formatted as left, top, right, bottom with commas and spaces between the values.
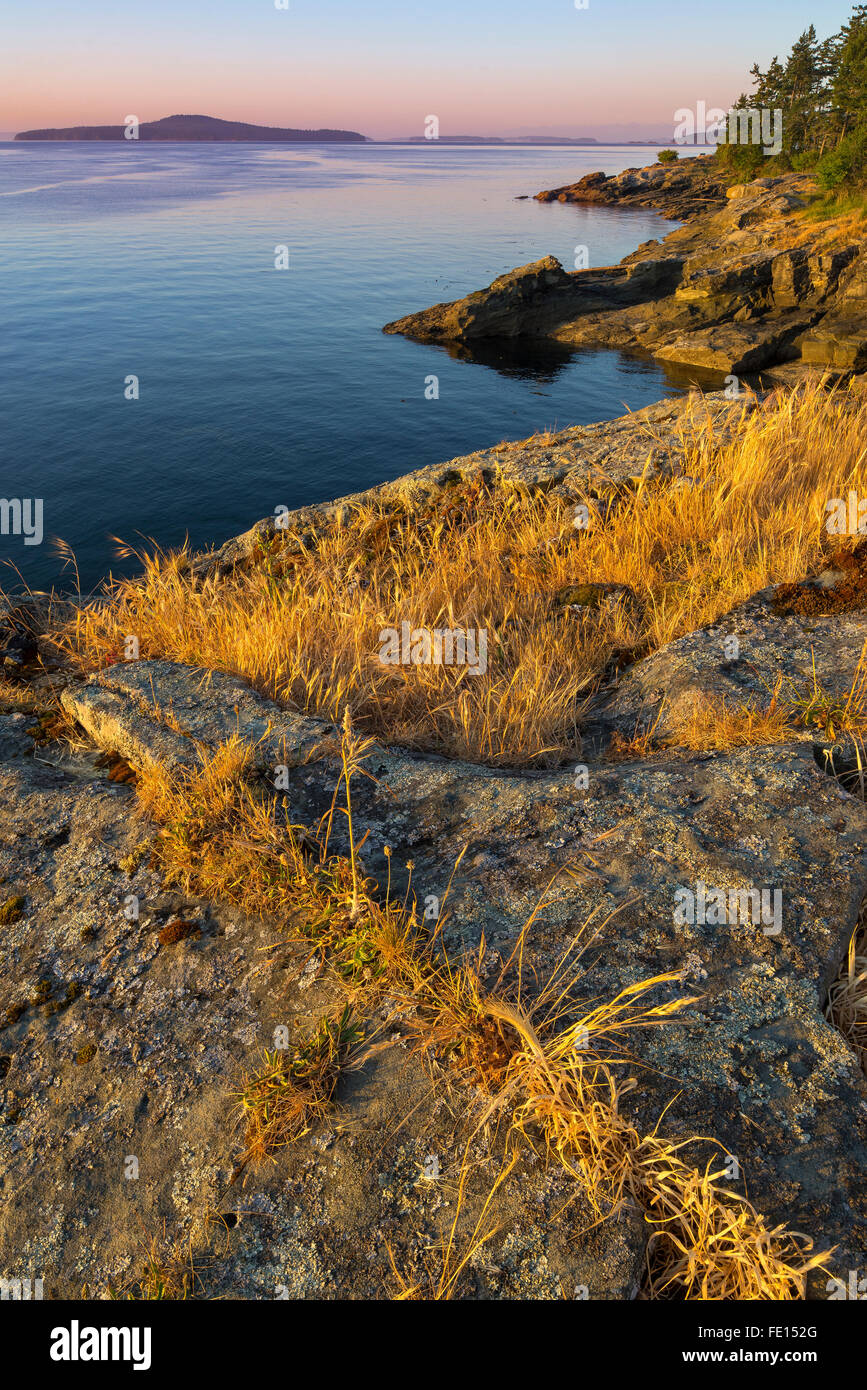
800, 250, 867, 368
675, 249, 776, 308
534, 157, 730, 220
383, 255, 579, 341
802, 308, 867, 370
61, 661, 329, 773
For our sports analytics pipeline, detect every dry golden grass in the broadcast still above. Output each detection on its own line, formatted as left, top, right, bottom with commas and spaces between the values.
636, 1140, 825, 1300
134, 737, 280, 907
0, 677, 43, 715
131, 723, 829, 1299
132, 721, 434, 988
637, 644, 867, 757
63, 372, 860, 1295
389, 923, 828, 1299
388, 1143, 521, 1300
455, 931, 828, 1299
663, 692, 795, 752
827, 899, 867, 1073
53, 379, 867, 766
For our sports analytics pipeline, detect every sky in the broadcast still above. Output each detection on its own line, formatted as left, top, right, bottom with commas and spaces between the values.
0, 0, 857, 140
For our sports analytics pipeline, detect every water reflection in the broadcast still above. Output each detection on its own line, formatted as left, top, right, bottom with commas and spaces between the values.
417, 332, 730, 396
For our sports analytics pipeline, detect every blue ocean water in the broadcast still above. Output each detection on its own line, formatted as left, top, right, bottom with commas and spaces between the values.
0, 142, 713, 590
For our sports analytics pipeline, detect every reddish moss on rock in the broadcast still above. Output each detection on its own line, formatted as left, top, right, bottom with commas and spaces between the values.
773, 540, 867, 615
158, 919, 201, 947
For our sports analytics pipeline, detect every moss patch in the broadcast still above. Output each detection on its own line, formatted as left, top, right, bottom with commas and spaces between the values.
158, 919, 201, 947
0, 896, 25, 926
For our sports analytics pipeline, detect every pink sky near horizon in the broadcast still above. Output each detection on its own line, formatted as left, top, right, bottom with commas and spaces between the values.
0, 55, 763, 140
1, 0, 857, 139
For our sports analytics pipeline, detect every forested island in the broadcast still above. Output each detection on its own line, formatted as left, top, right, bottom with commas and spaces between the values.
14, 113, 368, 142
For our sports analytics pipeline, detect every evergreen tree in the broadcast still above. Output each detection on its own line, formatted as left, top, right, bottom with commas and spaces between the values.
818, 4, 867, 186
728, 5, 867, 189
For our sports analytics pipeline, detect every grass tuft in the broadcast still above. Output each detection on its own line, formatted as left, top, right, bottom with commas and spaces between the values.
0, 895, 25, 926
121, 716, 834, 1297
107, 1230, 202, 1301
236, 1005, 364, 1165
827, 899, 867, 1073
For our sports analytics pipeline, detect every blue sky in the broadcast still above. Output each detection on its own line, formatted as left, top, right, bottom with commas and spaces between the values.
1, 0, 857, 138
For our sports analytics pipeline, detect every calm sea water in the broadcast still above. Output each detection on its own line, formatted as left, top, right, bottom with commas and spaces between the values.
0, 142, 711, 590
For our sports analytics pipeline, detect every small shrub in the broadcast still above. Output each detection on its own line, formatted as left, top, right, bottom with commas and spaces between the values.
107, 1231, 202, 1301
119, 841, 152, 875
30, 978, 53, 1005
817, 124, 867, 192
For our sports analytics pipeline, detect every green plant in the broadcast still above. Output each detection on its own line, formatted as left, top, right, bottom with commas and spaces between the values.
235, 1005, 364, 1164
818, 123, 867, 190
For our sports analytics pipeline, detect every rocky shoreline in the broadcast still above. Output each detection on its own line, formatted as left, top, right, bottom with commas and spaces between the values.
533, 153, 732, 220
2, 160, 867, 1300
384, 158, 867, 378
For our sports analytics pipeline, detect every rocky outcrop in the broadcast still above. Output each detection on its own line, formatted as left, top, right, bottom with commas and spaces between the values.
193, 389, 761, 577
3, 712, 635, 1300
610, 550, 867, 745
0, 655, 856, 1296
801, 250, 867, 370
534, 156, 731, 219
383, 256, 581, 341
385, 165, 867, 379
384, 255, 683, 343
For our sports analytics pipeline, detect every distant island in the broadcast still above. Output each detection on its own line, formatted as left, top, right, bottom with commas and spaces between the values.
10, 115, 697, 147
382, 136, 675, 146
14, 113, 368, 143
